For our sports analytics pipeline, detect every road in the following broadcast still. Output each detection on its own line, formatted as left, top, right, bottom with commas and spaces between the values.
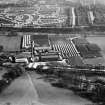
0, 71, 92, 105
72, 7, 76, 27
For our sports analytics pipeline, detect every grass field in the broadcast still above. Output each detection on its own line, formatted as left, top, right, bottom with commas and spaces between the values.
0, 36, 22, 52
87, 37, 105, 53
86, 36, 105, 62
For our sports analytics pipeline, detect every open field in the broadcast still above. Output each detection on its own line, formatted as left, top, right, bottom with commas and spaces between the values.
0, 36, 21, 52
87, 36, 105, 60
75, 6, 89, 26
0, 71, 92, 105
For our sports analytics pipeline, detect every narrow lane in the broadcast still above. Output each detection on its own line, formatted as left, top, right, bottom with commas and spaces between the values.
26, 73, 39, 100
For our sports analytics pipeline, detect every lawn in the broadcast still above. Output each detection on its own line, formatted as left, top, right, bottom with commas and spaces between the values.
86, 36, 105, 65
